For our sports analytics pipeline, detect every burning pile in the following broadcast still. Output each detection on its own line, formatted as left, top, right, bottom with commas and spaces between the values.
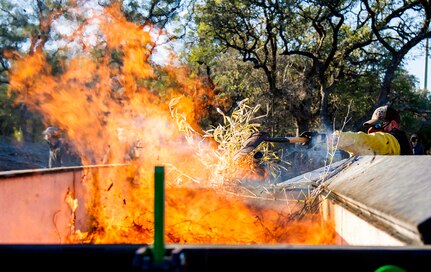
7, 3, 335, 245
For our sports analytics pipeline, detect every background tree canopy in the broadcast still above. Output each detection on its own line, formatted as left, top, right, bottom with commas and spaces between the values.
1, 0, 430, 152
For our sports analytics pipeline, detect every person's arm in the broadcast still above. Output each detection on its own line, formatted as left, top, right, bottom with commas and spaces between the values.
48, 150, 53, 168
333, 131, 401, 155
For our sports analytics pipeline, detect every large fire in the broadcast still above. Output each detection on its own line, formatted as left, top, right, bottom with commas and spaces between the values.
7, 3, 335, 245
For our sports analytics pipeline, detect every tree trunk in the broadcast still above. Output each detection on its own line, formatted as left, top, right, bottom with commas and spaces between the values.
319, 86, 331, 131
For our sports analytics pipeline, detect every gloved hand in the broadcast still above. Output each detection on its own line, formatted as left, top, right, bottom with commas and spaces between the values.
299, 131, 326, 148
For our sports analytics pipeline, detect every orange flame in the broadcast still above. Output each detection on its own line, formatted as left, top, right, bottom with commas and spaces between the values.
7, 3, 335, 245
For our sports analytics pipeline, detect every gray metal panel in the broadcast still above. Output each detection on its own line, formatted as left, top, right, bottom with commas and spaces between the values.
326, 156, 431, 233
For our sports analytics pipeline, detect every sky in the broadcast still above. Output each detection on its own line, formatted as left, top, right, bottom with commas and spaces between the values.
405, 42, 431, 91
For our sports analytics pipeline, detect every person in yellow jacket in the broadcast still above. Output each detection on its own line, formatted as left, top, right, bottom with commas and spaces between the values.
302, 105, 412, 156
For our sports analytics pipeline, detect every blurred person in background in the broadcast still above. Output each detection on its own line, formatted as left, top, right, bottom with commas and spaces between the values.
410, 134, 425, 155
43, 126, 64, 168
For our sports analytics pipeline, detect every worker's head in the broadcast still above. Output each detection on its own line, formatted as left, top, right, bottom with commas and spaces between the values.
411, 134, 418, 143
363, 105, 400, 133
43, 126, 61, 142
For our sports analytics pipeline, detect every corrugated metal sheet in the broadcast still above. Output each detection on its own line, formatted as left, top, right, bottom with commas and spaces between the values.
325, 155, 431, 244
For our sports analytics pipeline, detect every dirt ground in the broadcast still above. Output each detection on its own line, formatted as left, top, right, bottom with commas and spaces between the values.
0, 136, 82, 171
0, 136, 49, 171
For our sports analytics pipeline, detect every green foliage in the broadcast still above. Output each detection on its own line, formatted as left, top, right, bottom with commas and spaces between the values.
1, 0, 430, 150
390, 69, 431, 136
0, 85, 44, 141
330, 71, 381, 130
0, 85, 19, 136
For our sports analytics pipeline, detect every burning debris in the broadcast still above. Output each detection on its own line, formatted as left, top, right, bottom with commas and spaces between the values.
6, 3, 335, 245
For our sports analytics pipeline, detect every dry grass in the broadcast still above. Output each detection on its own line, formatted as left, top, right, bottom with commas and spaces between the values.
169, 96, 352, 219
169, 97, 283, 186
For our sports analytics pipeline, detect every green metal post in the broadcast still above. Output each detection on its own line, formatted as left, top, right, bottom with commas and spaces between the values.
154, 166, 165, 265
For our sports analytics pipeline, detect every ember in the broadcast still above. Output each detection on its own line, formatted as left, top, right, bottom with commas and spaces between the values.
7, 2, 335, 245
